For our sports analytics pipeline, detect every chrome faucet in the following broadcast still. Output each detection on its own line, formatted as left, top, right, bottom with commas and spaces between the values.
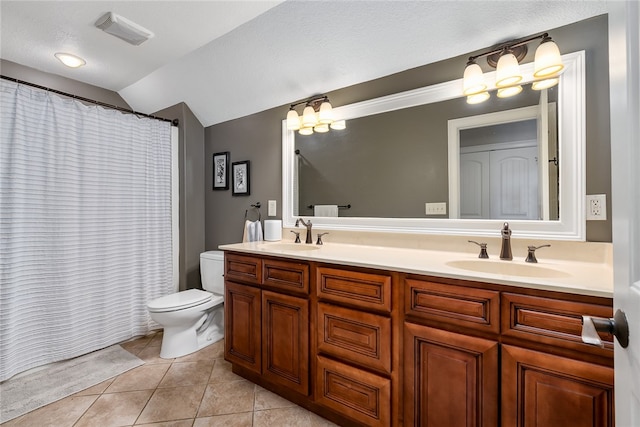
500, 222, 513, 260
295, 218, 313, 244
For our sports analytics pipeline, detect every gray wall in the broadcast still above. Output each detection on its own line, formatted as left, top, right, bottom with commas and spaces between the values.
154, 103, 205, 291
204, 108, 283, 246
205, 14, 611, 245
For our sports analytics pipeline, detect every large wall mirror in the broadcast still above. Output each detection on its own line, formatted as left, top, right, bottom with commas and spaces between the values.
282, 51, 585, 240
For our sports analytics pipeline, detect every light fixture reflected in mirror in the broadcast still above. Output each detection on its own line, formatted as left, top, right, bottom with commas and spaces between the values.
286, 95, 345, 136
462, 32, 564, 104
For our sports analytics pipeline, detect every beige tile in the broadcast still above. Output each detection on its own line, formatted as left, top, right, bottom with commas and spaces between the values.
75, 390, 152, 427
106, 363, 171, 393
208, 358, 244, 384
136, 384, 207, 424
254, 386, 297, 411
73, 377, 115, 396
253, 406, 314, 427
196, 380, 256, 417
137, 345, 174, 364
193, 412, 253, 427
309, 411, 341, 427
135, 420, 194, 427
175, 340, 224, 363
158, 361, 214, 388
148, 332, 164, 347
1, 395, 98, 427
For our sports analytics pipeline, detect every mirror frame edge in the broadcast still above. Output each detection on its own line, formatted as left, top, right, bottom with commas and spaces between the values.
283, 51, 586, 241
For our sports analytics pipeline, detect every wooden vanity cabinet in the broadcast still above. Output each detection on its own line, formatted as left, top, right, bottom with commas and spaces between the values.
314, 265, 394, 427
224, 253, 311, 396
224, 251, 614, 427
403, 277, 500, 427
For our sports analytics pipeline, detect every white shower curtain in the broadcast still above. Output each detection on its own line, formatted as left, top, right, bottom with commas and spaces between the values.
0, 80, 174, 381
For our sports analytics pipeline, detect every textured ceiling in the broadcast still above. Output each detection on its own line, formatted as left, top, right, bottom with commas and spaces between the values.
1, 1, 612, 127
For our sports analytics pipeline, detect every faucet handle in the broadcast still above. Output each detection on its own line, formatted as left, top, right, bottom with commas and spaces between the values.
290, 230, 301, 243
468, 240, 489, 259
525, 244, 551, 263
316, 232, 329, 245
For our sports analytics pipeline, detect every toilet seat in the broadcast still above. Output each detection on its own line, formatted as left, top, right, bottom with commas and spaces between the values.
148, 289, 220, 313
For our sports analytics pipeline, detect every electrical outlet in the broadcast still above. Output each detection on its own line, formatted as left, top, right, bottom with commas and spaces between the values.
586, 194, 606, 220
268, 200, 277, 217
425, 202, 447, 216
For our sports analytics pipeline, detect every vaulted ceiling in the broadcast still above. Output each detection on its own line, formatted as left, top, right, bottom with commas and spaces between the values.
1, 1, 612, 127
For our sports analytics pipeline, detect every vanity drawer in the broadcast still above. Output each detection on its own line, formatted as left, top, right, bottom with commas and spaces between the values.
501, 293, 614, 351
316, 266, 392, 313
225, 253, 262, 285
317, 303, 391, 375
405, 278, 500, 335
315, 355, 391, 427
262, 258, 309, 295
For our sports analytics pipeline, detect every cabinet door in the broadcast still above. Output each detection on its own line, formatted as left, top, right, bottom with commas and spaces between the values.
224, 281, 261, 374
262, 290, 309, 395
502, 345, 614, 427
404, 322, 499, 427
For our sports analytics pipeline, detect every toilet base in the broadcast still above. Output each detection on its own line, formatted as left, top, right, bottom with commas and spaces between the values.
159, 308, 224, 359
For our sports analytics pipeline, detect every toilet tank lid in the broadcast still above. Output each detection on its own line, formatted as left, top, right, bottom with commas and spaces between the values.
200, 250, 223, 261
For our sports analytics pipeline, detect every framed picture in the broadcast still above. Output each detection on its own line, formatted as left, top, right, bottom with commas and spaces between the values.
212, 152, 230, 190
232, 160, 251, 196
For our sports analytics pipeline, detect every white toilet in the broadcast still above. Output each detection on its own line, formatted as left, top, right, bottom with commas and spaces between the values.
147, 251, 225, 359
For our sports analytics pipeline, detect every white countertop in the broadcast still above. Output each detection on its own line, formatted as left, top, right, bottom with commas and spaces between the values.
219, 241, 613, 298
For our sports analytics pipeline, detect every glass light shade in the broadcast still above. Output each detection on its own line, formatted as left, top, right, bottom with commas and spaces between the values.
317, 101, 334, 124
466, 91, 490, 104
534, 40, 564, 78
314, 124, 329, 133
286, 109, 301, 131
330, 120, 346, 130
54, 52, 86, 68
298, 127, 314, 136
463, 63, 487, 95
532, 78, 559, 90
302, 105, 318, 127
497, 85, 523, 98
495, 53, 522, 87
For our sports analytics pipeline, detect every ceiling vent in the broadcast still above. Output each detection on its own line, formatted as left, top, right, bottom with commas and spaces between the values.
95, 12, 154, 46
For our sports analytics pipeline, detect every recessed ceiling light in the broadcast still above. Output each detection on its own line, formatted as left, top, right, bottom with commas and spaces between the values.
54, 52, 86, 68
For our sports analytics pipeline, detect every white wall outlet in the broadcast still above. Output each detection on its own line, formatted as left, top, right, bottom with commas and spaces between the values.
586, 194, 606, 220
425, 202, 447, 216
268, 200, 277, 217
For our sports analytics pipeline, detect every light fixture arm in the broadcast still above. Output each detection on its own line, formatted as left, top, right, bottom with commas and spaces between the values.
467, 32, 550, 65
289, 95, 330, 112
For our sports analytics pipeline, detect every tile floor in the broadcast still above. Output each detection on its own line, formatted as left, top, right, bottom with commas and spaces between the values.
2, 332, 339, 427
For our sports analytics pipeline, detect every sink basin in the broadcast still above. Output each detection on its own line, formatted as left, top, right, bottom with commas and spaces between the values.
446, 260, 570, 278
261, 243, 321, 252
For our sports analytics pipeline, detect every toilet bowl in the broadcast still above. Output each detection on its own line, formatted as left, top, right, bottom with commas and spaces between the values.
147, 251, 224, 359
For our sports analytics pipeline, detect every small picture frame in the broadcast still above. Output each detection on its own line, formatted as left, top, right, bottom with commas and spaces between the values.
212, 151, 230, 190
232, 160, 251, 196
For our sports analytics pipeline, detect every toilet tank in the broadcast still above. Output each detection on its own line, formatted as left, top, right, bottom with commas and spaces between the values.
200, 251, 224, 295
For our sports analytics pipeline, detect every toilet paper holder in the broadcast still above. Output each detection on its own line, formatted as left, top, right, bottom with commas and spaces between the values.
582, 309, 629, 348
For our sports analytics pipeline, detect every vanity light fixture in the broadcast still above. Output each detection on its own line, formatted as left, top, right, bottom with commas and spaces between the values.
462, 32, 564, 104
286, 95, 345, 135
54, 52, 86, 68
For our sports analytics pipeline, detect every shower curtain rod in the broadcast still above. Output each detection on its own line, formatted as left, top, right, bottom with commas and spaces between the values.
1, 75, 178, 126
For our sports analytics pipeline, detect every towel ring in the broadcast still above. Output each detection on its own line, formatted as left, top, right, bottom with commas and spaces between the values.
244, 203, 261, 222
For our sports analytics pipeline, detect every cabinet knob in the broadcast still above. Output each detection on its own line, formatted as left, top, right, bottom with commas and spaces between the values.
582, 309, 629, 348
